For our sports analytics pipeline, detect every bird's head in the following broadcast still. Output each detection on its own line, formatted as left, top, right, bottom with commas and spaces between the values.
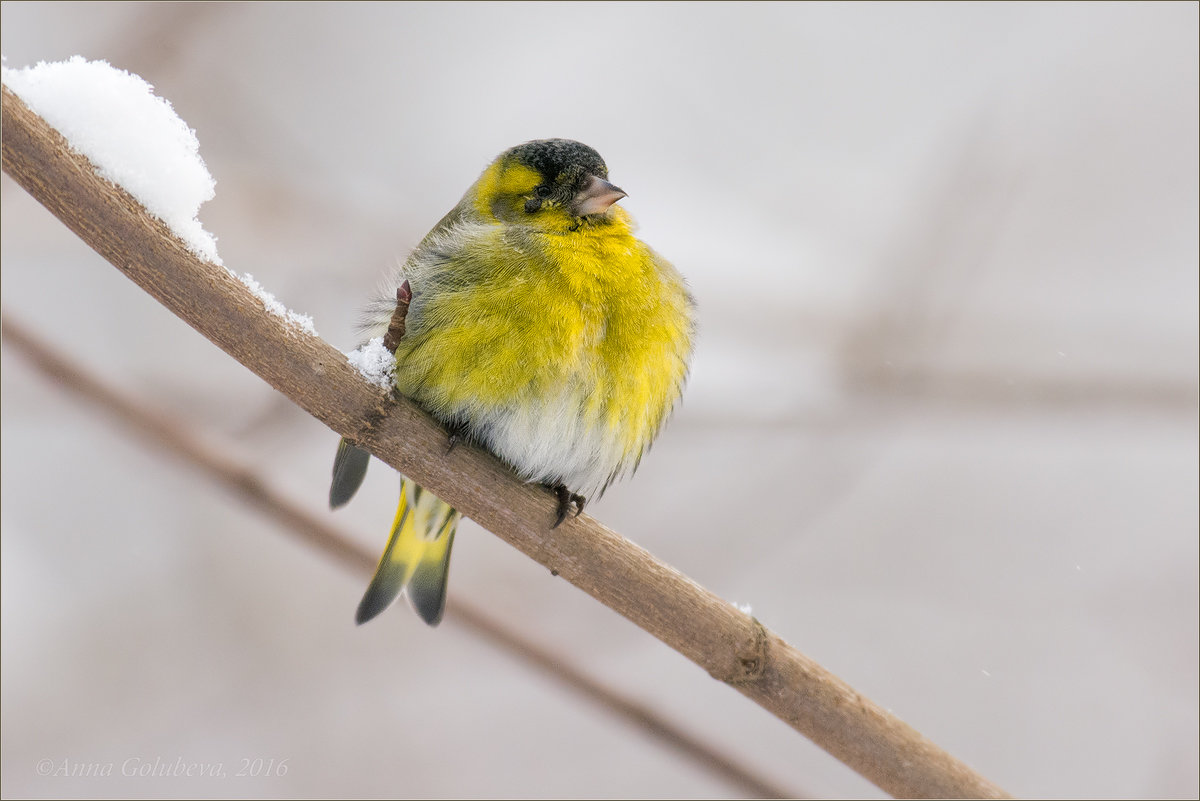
472, 139, 628, 231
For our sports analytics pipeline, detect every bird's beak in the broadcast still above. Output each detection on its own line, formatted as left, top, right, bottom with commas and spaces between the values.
573, 174, 627, 217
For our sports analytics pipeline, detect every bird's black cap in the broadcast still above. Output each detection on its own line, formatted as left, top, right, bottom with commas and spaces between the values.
507, 139, 609, 184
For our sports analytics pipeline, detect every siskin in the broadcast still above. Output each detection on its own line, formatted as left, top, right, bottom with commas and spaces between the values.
331, 139, 695, 626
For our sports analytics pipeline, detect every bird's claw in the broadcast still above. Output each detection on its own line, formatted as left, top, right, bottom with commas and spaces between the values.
445, 421, 468, 455
551, 485, 586, 528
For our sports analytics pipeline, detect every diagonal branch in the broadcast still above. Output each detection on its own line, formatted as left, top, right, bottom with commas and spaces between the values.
1, 84, 1008, 799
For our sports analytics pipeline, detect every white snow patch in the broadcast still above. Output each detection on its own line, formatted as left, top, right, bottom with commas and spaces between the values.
732, 601, 753, 615
347, 337, 396, 389
239, 274, 318, 336
2, 56, 221, 264
4, 56, 321, 336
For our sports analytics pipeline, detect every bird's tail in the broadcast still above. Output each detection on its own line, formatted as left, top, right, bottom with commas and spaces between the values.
356, 478, 459, 626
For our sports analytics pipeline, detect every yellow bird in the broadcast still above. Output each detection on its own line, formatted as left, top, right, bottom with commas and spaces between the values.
331, 139, 695, 626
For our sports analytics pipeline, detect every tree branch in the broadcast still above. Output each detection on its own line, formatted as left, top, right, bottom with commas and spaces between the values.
1, 84, 1008, 799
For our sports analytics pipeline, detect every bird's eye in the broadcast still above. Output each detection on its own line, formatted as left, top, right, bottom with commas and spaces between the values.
524, 185, 553, 213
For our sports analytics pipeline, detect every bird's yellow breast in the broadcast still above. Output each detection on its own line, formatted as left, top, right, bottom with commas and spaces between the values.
393, 213, 692, 472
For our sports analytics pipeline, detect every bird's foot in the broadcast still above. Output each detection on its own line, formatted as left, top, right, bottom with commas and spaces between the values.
551, 485, 586, 529
445, 420, 469, 455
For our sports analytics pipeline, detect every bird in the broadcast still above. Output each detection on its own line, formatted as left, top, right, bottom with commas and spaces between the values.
330, 138, 695, 626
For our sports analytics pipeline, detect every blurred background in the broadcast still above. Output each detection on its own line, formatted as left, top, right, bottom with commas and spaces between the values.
2, 2, 1196, 798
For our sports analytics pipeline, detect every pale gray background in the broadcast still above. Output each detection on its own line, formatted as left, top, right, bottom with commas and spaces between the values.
2, 2, 1197, 798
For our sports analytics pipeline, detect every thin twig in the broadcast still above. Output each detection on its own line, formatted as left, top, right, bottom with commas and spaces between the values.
382, 280, 412, 352
1, 84, 1009, 799
0, 314, 800, 800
